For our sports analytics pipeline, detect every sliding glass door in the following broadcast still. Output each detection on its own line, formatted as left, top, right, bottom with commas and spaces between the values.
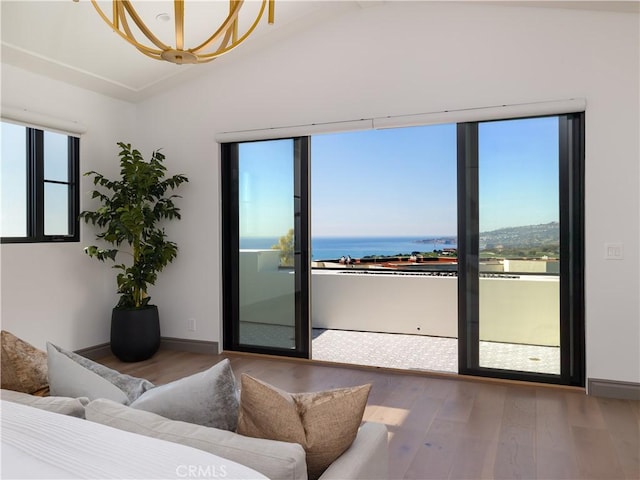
221, 138, 310, 357
220, 112, 584, 386
458, 114, 584, 385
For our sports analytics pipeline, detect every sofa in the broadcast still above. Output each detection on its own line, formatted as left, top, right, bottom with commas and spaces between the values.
1, 332, 389, 479
1, 389, 388, 480
2, 390, 388, 480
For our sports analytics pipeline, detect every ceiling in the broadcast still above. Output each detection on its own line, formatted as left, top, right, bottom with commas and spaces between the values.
2, 1, 638, 103
1, 0, 365, 102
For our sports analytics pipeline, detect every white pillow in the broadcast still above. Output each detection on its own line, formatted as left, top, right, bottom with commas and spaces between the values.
46, 342, 153, 404
130, 358, 238, 431
86, 398, 307, 480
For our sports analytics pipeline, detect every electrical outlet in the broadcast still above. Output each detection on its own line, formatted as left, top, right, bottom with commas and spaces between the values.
604, 243, 624, 260
188, 318, 197, 332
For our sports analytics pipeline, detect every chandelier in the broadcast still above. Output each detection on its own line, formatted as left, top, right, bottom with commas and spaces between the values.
84, 0, 275, 65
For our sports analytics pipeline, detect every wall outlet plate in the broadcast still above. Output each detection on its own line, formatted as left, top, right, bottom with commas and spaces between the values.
604, 243, 624, 260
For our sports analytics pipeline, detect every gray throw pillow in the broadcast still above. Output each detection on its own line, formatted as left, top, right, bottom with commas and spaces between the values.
46, 342, 154, 404
131, 358, 238, 431
1, 389, 89, 418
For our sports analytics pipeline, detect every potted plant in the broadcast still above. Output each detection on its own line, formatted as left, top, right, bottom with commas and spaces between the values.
80, 142, 188, 362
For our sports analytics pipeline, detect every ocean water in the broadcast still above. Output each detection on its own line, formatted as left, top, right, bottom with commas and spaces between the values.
240, 236, 457, 261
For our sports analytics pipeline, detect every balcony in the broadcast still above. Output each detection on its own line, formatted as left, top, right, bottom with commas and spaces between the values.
238, 250, 560, 374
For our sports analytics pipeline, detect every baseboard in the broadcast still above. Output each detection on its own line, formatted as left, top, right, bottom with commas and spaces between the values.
160, 337, 219, 354
75, 343, 111, 360
76, 338, 219, 360
588, 378, 640, 400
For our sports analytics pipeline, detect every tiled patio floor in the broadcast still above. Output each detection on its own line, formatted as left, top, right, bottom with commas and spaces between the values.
238, 322, 560, 375
311, 328, 560, 374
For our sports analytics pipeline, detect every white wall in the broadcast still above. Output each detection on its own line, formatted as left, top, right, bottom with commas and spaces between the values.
239, 250, 294, 325
135, 2, 639, 385
479, 277, 560, 346
2, 3, 637, 386
0, 64, 137, 350
313, 271, 458, 338
312, 272, 559, 346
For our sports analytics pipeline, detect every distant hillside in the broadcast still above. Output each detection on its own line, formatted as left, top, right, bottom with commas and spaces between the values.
480, 222, 559, 250
414, 222, 560, 252
414, 237, 456, 246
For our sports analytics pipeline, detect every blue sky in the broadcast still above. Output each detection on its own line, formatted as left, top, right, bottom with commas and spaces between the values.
237, 116, 559, 238
239, 139, 294, 238
1, 122, 70, 237
1, 122, 27, 236
312, 124, 458, 236
3, 117, 559, 239
479, 117, 559, 232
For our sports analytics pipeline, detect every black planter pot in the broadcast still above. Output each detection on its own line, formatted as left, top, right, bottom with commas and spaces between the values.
110, 305, 161, 362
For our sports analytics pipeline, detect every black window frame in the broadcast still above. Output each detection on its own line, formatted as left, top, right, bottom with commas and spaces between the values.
221, 137, 311, 358
1, 124, 80, 244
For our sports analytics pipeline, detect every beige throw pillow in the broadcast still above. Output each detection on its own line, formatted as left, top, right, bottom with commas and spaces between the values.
1, 331, 48, 394
236, 374, 371, 480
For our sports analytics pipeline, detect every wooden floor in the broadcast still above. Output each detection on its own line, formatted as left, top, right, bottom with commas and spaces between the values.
99, 348, 640, 480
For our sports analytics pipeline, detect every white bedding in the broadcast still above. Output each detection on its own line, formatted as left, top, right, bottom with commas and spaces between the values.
1, 400, 267, 479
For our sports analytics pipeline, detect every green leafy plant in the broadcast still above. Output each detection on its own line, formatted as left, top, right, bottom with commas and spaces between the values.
80, 142, 188, 309
272, 228, 294, 267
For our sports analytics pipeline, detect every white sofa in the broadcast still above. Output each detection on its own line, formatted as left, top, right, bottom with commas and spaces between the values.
2, 399, 262, 480
1, 390, 389, 480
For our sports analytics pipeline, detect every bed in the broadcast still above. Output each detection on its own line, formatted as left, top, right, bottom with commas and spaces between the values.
1, 400, 267, 479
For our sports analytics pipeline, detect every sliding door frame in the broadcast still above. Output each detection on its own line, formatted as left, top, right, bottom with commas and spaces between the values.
221, 138, 311, 358
220, 111, 584, 386
457, 113, 585, 386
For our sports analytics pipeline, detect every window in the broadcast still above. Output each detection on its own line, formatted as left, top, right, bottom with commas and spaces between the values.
1, 122, 80, 243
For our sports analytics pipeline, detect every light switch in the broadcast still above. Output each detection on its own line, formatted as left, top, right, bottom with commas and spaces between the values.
604, 243, 624, 260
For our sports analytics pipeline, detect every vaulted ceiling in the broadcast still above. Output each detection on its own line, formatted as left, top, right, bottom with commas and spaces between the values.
2, 1, 638, 103
1, 0, 367, 102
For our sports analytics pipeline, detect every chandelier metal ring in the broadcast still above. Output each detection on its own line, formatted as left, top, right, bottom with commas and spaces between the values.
85, 0, 275, 65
